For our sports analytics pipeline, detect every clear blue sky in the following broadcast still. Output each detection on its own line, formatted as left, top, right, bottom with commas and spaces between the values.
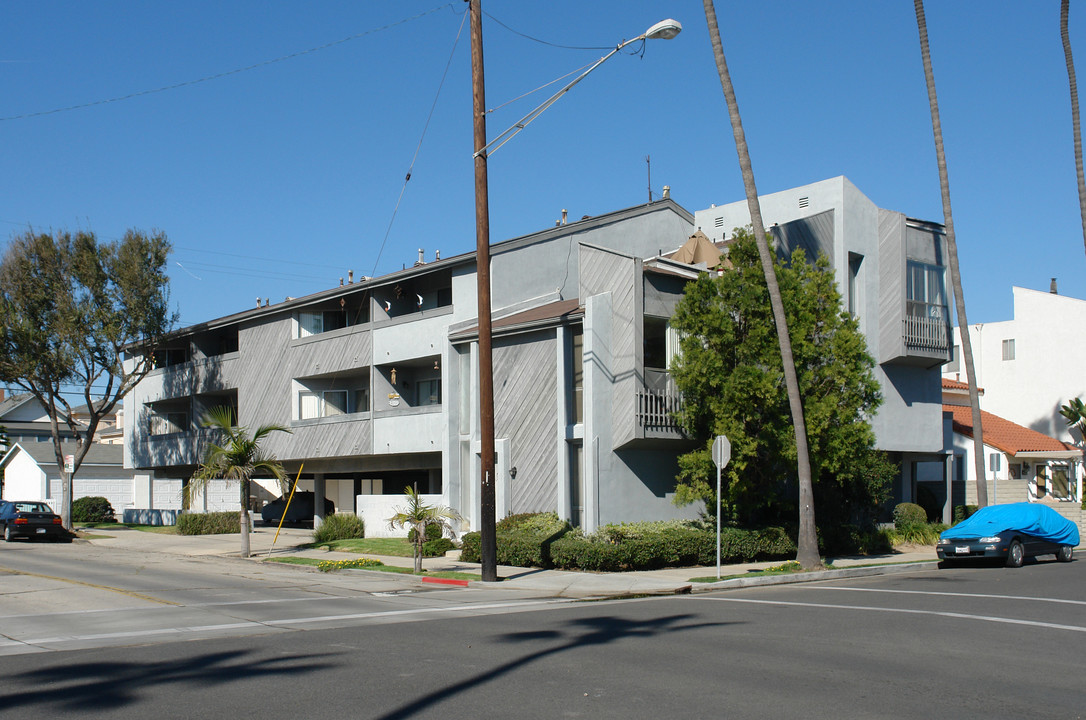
3, 1, 1083, 328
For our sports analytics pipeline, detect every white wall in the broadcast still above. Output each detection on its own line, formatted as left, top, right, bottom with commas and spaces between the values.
356, 493, 446, 538
947, 287, 1086, 443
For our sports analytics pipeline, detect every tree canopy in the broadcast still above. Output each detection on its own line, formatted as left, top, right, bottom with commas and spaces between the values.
669, 229, 894, 531
0, 228, 175, 527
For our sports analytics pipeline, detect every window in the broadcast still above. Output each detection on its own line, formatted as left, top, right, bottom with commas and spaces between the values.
570, 327, 584, 424
299, 388, 365, 419
644, 316, 679, 371
847, 253, 863, 316
417, 378, 441, 406
906, 260, 948, 319
297, 309, 348, 338
150, 411, 188, 435
1002, 338, 1015, 361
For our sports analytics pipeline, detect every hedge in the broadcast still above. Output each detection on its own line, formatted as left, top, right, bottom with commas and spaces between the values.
176, 511, 240, 535
459, 514, 796, 571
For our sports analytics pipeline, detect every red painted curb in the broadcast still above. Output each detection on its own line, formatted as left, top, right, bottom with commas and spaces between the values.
421, 576, 469, 587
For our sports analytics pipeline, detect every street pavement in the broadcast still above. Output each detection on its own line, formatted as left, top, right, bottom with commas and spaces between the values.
77, 524, 940, 598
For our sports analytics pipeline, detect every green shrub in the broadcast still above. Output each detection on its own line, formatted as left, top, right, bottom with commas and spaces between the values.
176, 511, 240, 535
459, 512, 571, 566
893, 502, 927, 529
72, 496, 115, 523
460, 531, 481, 562
818, 523, 893, 556
408, 523, 444, 543
954, 504, 979, 523
891, 522, 944, 545
313, 513, 365, 543
422, 538, 456, 557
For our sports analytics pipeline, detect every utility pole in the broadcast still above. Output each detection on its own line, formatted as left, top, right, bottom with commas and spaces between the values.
469, 0, 498, 582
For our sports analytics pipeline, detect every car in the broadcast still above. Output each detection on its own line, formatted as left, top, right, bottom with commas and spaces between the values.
260, 492, 335, 527
0, 500, 70, 542
937, 502, 1079, 568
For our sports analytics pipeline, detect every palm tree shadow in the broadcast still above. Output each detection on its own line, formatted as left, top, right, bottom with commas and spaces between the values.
375, 612, 735, 719
1, 648, 334, 712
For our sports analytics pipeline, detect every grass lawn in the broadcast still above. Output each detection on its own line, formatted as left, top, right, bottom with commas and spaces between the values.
312, 537, 418, 557
267, 555, 478, 581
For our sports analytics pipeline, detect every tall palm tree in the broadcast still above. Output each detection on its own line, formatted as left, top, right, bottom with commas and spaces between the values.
914, 0, 988, 507
1062, 0, 1086, 259
702, 1, 820, 570
189, 406, 291, 558
388, 485, 461, 574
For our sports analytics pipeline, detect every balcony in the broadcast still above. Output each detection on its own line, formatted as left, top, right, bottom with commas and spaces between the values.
634, 369, 685, 440
903, 314, 951, 352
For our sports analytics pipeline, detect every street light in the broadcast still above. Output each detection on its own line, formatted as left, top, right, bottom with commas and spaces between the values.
477, 18, 683, 157
469, 2, 681, 582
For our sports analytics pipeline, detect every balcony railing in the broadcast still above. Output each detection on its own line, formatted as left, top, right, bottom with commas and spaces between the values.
903, 314, 950, 352
637, 389, 683, 430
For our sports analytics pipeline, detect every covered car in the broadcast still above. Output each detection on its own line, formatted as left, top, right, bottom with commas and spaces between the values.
0, 500, 70, 542
260, 492, 334, 527
937, 502, 1079, 567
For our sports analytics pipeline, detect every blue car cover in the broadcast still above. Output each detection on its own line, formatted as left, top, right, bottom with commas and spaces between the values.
940, 502, 1080, 546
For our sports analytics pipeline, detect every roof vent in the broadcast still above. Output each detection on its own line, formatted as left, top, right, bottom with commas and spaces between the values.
798, 196, 810, 209
1051, 277, 1058, 294
714, 216, 724, 228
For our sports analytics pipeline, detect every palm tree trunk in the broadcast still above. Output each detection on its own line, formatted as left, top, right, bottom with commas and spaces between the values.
240, 478, 251, 558
1062, 0, 1086, 259
703, 0, 820, 570
914, 0, 987, 507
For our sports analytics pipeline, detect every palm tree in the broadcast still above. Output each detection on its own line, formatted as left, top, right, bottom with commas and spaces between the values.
388, 485, 461, 574
189, 405, 291, 558
914, 0, 988, 507
1059, 397, 1086, 442
1062, 0, 1086, 259
702, 0, 820, 569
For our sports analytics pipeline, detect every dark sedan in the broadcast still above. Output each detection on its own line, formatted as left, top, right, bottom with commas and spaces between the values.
260, 492, 334, 527
937, 502, 1078, 568
0, 500, 70, 542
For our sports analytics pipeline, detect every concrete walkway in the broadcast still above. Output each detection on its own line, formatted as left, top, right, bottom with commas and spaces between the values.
78, 525, 940, 598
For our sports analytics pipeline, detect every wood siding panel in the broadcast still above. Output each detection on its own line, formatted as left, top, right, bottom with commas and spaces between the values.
579, 244, 639, 449
493, 330, 558, 513
878, 210, 905, 363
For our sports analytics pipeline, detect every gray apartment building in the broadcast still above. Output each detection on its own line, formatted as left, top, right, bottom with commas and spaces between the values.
124, 177, 951, 532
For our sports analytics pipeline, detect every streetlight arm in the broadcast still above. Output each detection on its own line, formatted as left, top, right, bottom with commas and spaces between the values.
473, 17, 682, 159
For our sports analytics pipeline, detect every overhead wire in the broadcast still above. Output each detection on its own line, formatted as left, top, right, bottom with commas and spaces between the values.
369, 4, 468, 278
0, 4, 456, 122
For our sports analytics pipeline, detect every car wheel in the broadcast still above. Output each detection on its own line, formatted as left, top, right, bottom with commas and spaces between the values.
1057, 545, 1073, 562
3, 524, 12, 542
1006, 540, 1025, 568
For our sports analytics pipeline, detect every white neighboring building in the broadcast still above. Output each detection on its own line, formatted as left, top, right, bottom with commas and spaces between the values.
944, 285, 1086, 444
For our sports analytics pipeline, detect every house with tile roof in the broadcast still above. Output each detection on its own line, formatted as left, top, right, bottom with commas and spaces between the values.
921, 379, 1083, 531
943, 285, 1086, 445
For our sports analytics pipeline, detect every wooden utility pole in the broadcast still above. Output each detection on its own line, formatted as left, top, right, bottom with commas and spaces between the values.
469, 0, 498, 582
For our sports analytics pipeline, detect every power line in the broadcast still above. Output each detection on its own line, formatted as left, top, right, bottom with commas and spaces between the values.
0, 4, 456, 122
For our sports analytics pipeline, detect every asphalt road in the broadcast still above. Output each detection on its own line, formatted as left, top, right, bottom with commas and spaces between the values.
1, 542, 1083, 718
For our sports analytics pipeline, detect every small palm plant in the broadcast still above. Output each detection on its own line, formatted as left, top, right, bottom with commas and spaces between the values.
188, 406, 291, 558
388, 485, 461, 573
1060, 397, 1086, 442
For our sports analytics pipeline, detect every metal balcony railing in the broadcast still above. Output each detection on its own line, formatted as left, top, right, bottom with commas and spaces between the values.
903, 314, 950, 352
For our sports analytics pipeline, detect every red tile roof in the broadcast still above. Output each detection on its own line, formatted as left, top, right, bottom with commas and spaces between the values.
944, 404, 1077, 455
942, 377, 984, 393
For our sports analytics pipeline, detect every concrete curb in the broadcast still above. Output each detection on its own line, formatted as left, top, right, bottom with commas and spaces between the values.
690, 560, 941, 593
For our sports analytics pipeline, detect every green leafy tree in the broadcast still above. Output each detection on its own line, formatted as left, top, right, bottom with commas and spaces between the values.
188, 406, 291, 558
670, 230, 893, 534
388, 485, 461, 573
0, 229, 175, 528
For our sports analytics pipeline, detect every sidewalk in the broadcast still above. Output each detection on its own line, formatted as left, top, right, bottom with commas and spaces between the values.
79, 525, 940, 598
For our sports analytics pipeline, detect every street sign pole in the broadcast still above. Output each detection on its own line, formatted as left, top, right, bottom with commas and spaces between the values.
711, 435, 731, 580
